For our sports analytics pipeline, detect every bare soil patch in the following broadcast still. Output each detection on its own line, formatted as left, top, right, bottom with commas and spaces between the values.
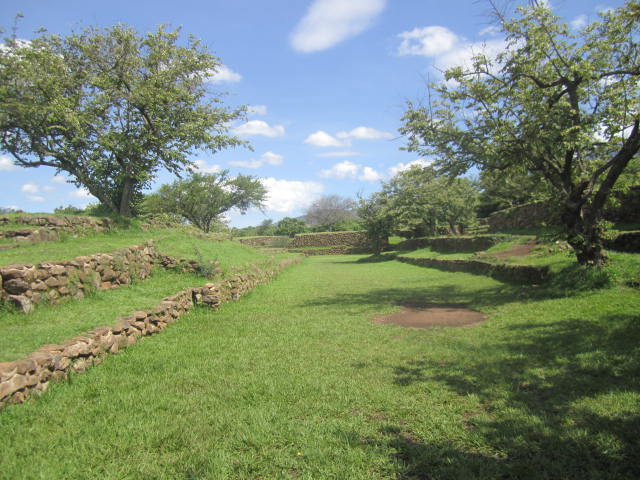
480, 240, 538, 259
373, 299, 487, 329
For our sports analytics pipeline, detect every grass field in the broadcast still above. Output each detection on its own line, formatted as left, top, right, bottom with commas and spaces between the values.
1, 253, 638, 479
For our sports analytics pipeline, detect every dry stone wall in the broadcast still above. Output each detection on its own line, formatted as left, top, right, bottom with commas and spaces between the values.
288, 231, 372, 248
395, 236, 508, 253
0, 242, 157, 313
0, 215, 113, 246
397, 255, 549, 285
0, 258, 299, 409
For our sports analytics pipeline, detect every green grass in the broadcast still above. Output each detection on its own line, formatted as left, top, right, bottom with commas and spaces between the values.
0, 268, 204, 362
1, 254, 638, 478
0, 227, 269, 267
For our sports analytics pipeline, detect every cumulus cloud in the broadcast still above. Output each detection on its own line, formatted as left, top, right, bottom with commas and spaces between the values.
70, 188, 94, 199
27, 196, 45, 202
388, 159, 433, 177
260, 177, 324, 213
205, 64, 242, 84
291, 0, 386, 53
0, 155, 19, 172
336, 126, 393, 140
193, 160, 222, 174
230, 152, 284, 170
397, 25, 506, 73
21, 183, 39, 194
247, 105, 268, 116
51, 175, 68, 184
233, 120, 285, 137
305, 130, 345, 147
319, 161, 382, 182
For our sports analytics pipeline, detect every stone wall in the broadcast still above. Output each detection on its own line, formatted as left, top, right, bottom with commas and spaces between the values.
0, 242, 157, 313
0, 215, 113, 246
397, 255, 549, 285
0, 258, 299, 409
288, 231, 371, 248
486, 202, 561, 232
395, 235, 508, 253
237, 236, 290, 248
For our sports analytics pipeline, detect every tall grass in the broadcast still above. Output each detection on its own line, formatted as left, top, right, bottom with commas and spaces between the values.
1, 255, 638, 478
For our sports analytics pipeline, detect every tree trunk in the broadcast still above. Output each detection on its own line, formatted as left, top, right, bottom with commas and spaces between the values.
118, 176, 136, 217
562, 201, 607, 267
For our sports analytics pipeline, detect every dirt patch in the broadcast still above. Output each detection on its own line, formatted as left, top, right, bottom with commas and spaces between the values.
479, 240, 538, 259
373, 300, 487, 329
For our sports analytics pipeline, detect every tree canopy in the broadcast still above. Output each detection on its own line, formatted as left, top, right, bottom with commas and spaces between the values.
304, 195, 359, 231
400, 0, 640, 265
0, 24, 245, 216
154, 171, 266, 233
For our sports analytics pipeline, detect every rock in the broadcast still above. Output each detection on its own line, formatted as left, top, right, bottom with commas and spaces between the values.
3, 278, 29, 294
8, 295, 34, 313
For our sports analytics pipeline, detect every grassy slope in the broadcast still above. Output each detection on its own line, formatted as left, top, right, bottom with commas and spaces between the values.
0, 226, 276, 363
1, 255, 638, 479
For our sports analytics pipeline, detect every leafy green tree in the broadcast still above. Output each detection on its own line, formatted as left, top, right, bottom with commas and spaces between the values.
255, 219, 276, 236
357, 192, 394, 255
383, 166, 479, 238
155, 171, 266, 233
0, 24, 245, 216
274, 217, 309, 237
400, 1, 640, 265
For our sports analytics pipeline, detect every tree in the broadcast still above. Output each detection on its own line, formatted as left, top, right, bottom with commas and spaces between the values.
360, 165, 479, 239
155, 171, 266, 233
274, 217, 309, 237
358, 192, 393, 255
400, 1, 640, 266
0, 24, 245, 216
305, 195, 359, 231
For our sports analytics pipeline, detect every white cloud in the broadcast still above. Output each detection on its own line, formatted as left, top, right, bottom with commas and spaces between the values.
388, 159, 433, 177
193, 160, 222, 174
0, 155, 19, 172
51, 175, 68, 184
262, 151, 284, 166
21, 183, 39, 194
27, 195, 45, 202
247, 105, 268, 116
205, 64, 242, 84
336, 126, 393, 140
43, 186, 55, 193
304, 130, 345, 147
290, 0, 386, 53
229, 159, 264, 169
570, 14, 588, 30
319, 161, 382, 182
361, 166, 383, 182
229, 152, 284, 170
233, 120, 285, 137
260, 177, 324, 213
397, 25, 507, 73
70, 188, 94, 199
316, 151, 361, 158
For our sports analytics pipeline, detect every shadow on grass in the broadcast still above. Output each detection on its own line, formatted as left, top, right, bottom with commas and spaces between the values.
383, 314, 640, 478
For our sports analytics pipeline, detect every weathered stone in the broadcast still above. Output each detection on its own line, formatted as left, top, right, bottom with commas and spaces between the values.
45, 277, 61, 288
8, 295, 34, 313
0, 374, 28, 400
101, 281, 113, 290
58, 287, 71, 295
0, 362, 17, 382
4, 278, 29, 294
62, 341, 91, 358
30, 280, 47, 291
27, 351, 55, 369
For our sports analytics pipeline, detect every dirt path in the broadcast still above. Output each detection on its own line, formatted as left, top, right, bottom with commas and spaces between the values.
479, 239, 538, 259
373, 302, 487, 329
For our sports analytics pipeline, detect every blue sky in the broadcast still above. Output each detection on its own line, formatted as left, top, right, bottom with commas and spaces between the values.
0, 0, 626, 227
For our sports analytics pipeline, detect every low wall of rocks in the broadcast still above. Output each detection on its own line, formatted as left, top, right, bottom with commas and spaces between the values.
288, 231, 371, 248
0, 215, 113, 246
0, 243, 158, 313
237, 236, 290, 248
397, 255, 549, 285
395, 235, 509, 253
0, 258, 299, 409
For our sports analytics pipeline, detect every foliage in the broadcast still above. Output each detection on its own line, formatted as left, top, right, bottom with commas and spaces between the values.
359, 165, 479, 247
54, 205, 86, 215
274, 217, 309, 237
0, 23, 245, 216
304, 194, 359, 231
155, 171, 266, 233
358, 191, 394, 255
400, 1, 640, 266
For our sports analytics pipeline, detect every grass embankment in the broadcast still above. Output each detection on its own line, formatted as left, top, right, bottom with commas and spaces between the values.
1, 254, 638, 478
0, 226, 281, 363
